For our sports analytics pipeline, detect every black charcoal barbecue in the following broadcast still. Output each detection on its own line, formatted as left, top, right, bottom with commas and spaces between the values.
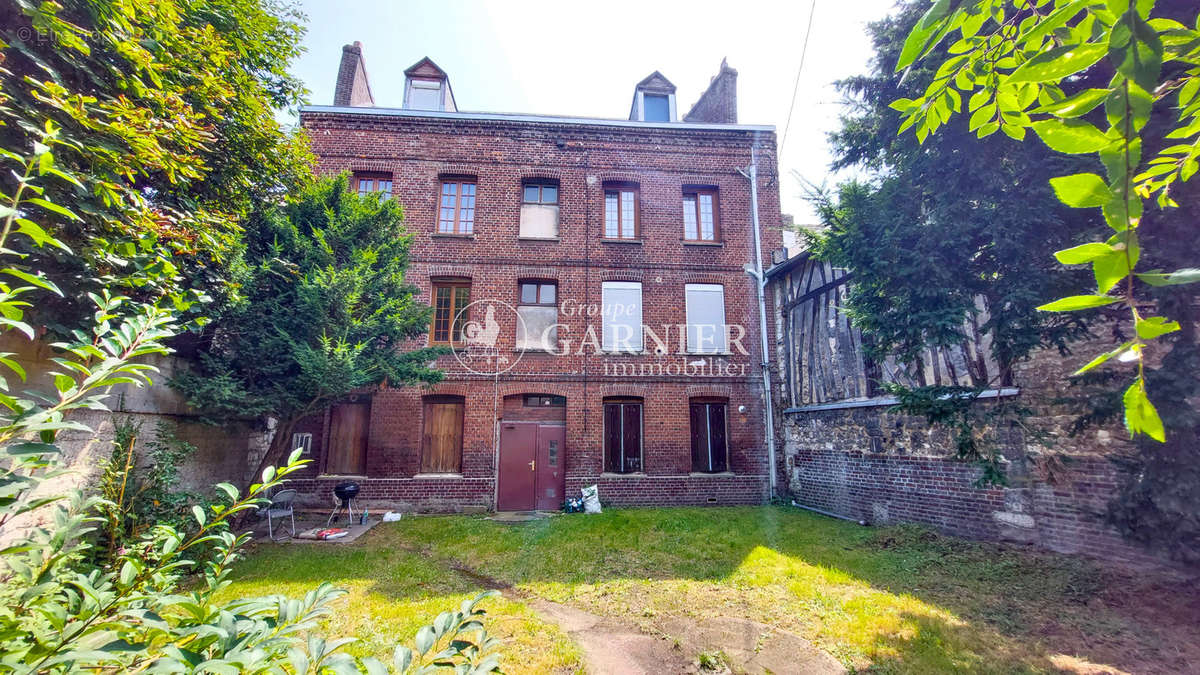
325, 481, 361, 526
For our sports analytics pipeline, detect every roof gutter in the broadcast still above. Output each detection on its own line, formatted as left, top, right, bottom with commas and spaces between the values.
299, 105, 775, 134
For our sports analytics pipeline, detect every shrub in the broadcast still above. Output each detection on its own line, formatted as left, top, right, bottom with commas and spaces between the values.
0, 117, 500, 675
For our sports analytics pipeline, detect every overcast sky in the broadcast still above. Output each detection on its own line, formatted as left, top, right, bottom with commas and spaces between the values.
288, 0, 898, 224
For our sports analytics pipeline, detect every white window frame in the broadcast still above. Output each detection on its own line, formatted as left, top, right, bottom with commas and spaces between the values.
602, 281, 643, 352
291, 432, 313, 455
685, 284, 727, 354
407, 78, 443, 111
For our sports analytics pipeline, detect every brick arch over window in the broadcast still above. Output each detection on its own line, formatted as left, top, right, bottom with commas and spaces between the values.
437, 164, 478, 177
595, 172, 644, 184
677, 175, 724, 187
686, 384, 734, 398
349, 160, 393, 173
521, 169, 564, 182
423, 382, 472, 397
497, 382, 570, 398
596, 383, 647, 399
426, 265, 475, 279
602, 271, 644, 282
681, 273, 727, 285
515, 266, 558, 279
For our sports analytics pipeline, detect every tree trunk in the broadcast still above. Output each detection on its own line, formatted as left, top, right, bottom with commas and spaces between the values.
247, 416, 299, 492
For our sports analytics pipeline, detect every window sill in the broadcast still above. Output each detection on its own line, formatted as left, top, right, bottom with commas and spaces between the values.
516, 347, 558, 354
599, 238, 643, 245
518, 235, 560, 242
600, 350, 648, 356
684, 351, 734, 356
689, 471, 736, 477
317, 473, 367, 479
682, 240, 723, 247
431, 232, 475, 239
599, 472, 647, 478
413, 473, 464, 479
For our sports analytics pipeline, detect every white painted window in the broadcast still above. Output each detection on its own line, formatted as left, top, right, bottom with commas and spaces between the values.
602, 281, 643, 352
603, 187, 638, 239
408, 78, 442, 110
517, 281, 558, 351
291, 432, 313, 455
519, 183, 559, 238
685, 284, 726, 353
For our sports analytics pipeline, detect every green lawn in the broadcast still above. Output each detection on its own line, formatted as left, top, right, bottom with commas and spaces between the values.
222, 507, 1197, 674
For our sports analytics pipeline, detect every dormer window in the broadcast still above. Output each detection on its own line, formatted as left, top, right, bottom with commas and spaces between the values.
643, 94, 670, 122
629, 71, 677, 122
408, 78, 443, 111
402, 57, 457, 112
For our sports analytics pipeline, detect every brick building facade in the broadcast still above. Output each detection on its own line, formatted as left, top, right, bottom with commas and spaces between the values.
288, 47, 782, 512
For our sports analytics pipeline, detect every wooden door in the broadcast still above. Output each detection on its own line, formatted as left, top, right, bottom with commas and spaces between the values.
535, 424, 566, 511
497, 423, 536, 511
421, 399, 464, 473
327, 401, 369, 475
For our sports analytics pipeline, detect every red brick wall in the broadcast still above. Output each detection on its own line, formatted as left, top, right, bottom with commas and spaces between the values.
773, 320, 1170, 565
294, 110, 782, 511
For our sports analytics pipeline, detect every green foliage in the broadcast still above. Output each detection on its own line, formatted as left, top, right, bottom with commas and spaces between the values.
811, 0, 1092, 381
0, 89, 502, 675
94, 416, 205, 564
882, 384, 1021, 486
174, 174, 443, 480
0, 0, 314, 333
891, 0, 1200, 442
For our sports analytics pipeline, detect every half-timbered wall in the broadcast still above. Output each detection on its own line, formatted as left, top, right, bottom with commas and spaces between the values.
775, 254, 1000, 408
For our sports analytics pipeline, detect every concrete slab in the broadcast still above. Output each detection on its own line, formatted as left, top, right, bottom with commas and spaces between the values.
488, 511, 559, 523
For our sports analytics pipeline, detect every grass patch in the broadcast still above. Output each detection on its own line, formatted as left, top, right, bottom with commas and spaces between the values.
215, 539, 582, 673
222, 507, 1197, 674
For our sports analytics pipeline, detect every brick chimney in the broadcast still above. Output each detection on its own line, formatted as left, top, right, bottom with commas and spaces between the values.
333, 41, 374, 107
684, 58, 737, 124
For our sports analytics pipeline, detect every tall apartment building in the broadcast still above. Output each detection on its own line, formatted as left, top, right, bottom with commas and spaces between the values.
289, 43, 783, 511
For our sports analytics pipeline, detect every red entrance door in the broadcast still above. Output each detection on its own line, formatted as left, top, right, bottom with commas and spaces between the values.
498, 423, 536, 511
498, 423, 565, 511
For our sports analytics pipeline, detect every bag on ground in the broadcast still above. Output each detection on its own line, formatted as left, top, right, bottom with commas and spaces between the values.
581, 484, 602, 514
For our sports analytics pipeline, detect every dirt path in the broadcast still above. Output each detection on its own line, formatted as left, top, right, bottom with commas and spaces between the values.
447, 561, 843, 674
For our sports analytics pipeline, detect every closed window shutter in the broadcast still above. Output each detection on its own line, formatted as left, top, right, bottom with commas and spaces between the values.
603, 403, 622, 472
622, 404, 642, 472
689, 403, 706, 471
708, 403, 727, 472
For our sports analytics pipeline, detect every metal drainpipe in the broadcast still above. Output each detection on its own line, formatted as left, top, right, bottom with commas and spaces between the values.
737, 142, 777, 497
